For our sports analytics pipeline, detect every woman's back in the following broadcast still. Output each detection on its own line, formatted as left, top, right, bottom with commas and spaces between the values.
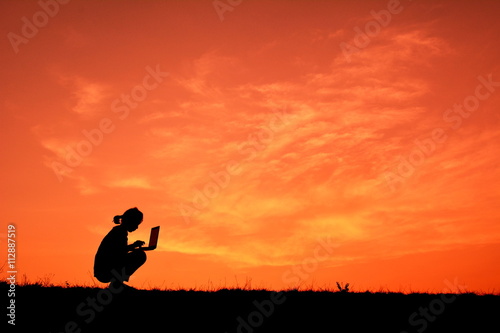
94, 226, 128, 281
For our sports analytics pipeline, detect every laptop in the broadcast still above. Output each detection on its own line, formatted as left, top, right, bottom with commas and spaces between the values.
140, 226, 160, 251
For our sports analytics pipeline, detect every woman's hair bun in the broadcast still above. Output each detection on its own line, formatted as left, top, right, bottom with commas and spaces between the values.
112, 207, 143, 225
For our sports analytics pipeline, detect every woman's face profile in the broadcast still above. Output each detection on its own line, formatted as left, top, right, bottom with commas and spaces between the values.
125, 219, 142, 232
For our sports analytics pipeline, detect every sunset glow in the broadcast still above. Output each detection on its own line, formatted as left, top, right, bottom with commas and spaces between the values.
1, 0, 500, 293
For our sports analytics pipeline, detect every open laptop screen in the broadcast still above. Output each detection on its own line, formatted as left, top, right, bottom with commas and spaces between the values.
148, 226, 160, 248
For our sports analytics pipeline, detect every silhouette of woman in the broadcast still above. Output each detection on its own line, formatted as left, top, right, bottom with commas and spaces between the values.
94, 207, 147, 287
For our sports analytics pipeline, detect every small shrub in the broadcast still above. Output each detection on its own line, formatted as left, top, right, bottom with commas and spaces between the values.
336, 282, 350, 293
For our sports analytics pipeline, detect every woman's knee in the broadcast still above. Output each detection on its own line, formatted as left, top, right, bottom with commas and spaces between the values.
133, 249, 147, 265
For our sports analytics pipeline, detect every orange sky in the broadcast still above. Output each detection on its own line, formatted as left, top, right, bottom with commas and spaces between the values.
1, 0, 500, 293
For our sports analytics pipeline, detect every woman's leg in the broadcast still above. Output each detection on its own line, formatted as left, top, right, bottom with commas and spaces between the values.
104, 250, 147, 287
123, 249, 147, 281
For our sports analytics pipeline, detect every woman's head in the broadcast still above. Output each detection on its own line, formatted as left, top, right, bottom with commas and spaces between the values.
113, 207, 143, 232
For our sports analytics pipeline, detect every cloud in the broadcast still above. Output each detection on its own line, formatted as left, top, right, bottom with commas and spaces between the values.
154, 26, 453, 265
66, 77, 109, 116
175, 51, 238, 97
107, 177, 154, 190
28, 14, 500, 275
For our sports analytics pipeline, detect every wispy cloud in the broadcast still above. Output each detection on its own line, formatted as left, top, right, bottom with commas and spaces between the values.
107, 177, 154, 190
63, 77, 109, 116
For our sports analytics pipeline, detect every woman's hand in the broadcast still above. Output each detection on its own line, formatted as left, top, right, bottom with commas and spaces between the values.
132, 240, 146, 248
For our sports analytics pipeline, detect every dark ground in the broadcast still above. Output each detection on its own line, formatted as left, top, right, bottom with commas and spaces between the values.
3, 282, 499, 332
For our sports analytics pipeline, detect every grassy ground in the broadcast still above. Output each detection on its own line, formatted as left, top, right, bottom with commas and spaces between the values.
3, 282, 499, 332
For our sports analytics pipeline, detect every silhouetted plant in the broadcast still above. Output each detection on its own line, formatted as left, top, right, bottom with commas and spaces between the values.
336, 282, 350, 293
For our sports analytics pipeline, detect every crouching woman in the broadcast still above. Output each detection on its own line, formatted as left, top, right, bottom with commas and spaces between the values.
94, 207, 147, 288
